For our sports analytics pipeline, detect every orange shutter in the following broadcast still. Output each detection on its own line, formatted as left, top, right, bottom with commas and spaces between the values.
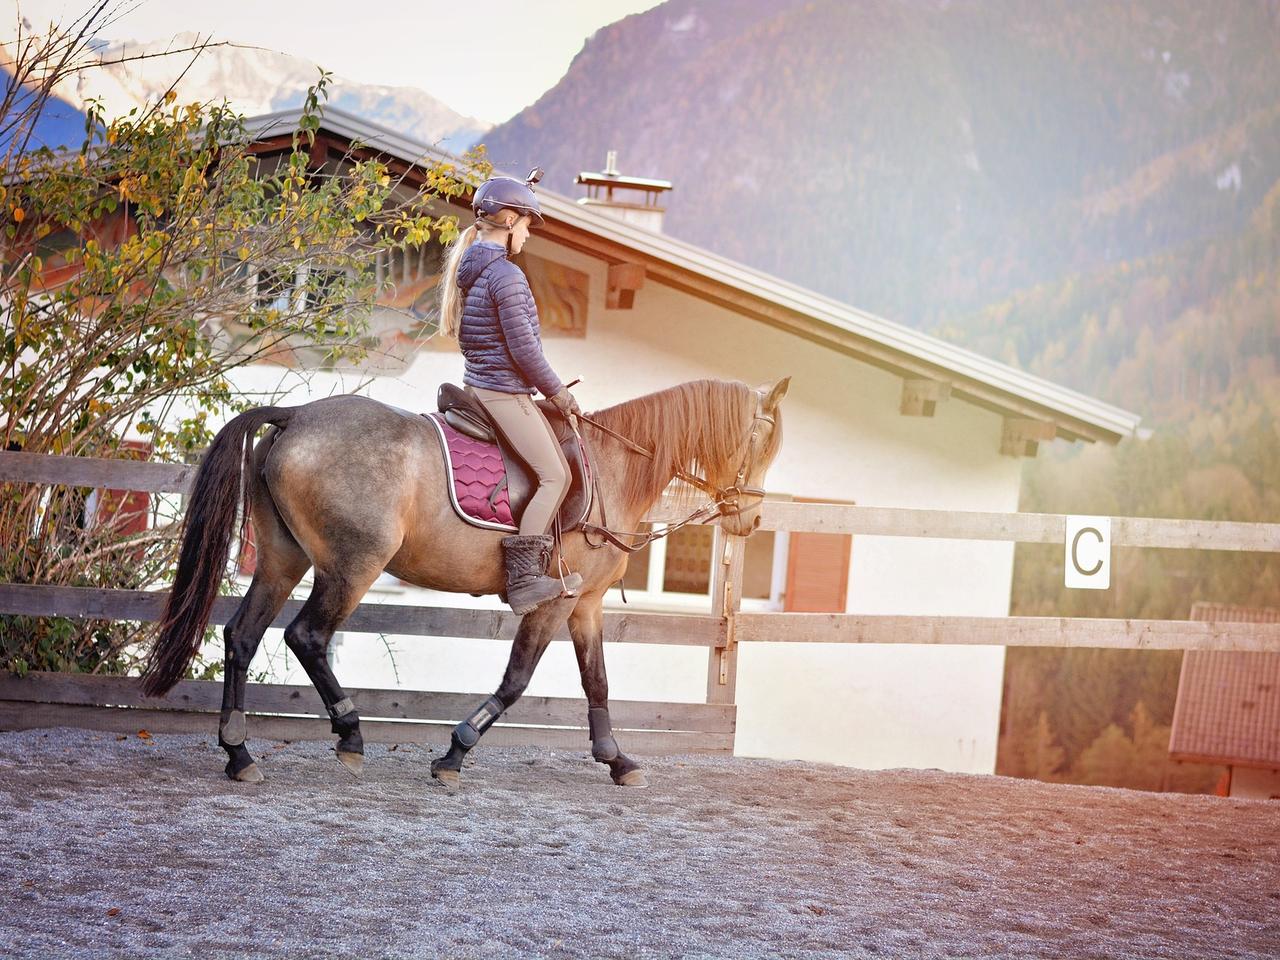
784, 532, 852, 612
783, 496, 853, 613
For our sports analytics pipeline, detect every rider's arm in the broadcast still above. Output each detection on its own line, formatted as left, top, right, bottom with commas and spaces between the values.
489, 260, 565, 399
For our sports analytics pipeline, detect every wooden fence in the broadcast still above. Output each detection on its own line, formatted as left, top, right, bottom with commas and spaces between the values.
2, 450, 1278, 753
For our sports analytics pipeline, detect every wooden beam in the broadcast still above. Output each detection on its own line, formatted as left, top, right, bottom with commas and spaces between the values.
2, 452, 1273, 552
1167, 750, 1279, 770
730, 501, 1280, 552
900, 378, 952, 417
0, 583, 726, 647
706, 528, 746, 704
0, 671, 735, 734
606, 262, 646, 310
1001, 418, 1057, 458
0, 451, 194, 493
0, 702, 734, 754
734, 612, 1280, 652
305, 134, 335, 170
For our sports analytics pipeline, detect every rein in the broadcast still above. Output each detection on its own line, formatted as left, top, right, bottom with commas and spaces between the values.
571, 397, 774, 555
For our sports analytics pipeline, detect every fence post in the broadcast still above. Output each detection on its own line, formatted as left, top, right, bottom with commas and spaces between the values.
707, 527, 746, 705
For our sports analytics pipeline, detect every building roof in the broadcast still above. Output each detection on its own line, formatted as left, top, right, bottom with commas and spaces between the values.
243, 107, 1143, 445
1169, 602, 1280, 769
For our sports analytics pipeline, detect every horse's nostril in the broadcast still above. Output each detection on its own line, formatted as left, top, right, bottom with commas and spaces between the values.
752, 515, 761, 530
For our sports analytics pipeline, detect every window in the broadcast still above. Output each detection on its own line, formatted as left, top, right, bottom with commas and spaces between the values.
301, 265, 350, 310
608, 493, 853, 614
246, 262, 354, 316
662, 524, 714, 594
611, 501, 791, 612
254, 265, 296, 314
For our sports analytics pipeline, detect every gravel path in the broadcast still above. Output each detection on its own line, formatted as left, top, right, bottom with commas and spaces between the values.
1, 726, 1277, 959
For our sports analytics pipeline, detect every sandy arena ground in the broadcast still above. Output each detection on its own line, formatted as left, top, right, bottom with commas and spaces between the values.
0, 726, 1277, 959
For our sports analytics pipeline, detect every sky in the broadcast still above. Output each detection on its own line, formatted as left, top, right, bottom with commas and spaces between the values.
7, 0, 666, 124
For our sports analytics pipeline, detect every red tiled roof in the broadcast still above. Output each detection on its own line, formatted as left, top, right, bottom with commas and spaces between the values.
1168, 603, 1280, 768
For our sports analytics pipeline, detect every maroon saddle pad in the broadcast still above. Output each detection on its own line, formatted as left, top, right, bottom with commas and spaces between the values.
424, 412, 592, 533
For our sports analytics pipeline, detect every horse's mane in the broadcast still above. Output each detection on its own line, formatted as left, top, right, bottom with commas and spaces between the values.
586, 379, 782, 518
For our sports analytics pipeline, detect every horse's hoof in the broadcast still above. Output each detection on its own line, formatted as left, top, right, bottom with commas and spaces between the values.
616, 769, 648, 788
336, 750, 363, 777
232, 762, 264, 784
431, 767, 460, 787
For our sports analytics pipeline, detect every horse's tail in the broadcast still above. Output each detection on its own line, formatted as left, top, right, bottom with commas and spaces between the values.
140, 406, 295, 698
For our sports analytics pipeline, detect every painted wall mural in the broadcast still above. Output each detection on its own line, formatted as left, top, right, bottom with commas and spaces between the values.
517, 251, 589, 338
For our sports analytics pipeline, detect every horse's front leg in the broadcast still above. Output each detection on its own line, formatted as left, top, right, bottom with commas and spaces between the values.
568, 591, 646, 787
430, 597, 570, 786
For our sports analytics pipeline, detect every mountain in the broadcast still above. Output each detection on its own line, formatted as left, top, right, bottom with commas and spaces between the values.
1, 66, 89, 153
482, 0, 1280, 332
54, 33, 488, 153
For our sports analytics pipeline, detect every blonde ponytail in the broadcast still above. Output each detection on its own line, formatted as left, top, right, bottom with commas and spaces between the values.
438, 222, 479, 338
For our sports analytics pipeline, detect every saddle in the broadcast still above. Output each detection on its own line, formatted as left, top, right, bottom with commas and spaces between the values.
425, 383, 592, 533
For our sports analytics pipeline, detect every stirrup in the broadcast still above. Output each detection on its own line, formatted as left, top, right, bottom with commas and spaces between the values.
506, 573, 580, 615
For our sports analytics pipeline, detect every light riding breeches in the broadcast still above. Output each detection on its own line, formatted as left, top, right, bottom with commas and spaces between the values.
472, 386, 571, 536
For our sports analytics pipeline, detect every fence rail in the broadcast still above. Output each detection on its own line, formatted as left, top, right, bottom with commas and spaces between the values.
750, 502, 1279, 552
0, 450, 194, 493
7, 450, 1277, 549
0, 584, 724, 647
0, 671, 733, 754
3, 450, 1278, 751
733, 612, 1280, 651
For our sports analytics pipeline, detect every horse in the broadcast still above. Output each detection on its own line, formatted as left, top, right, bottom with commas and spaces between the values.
141, 376, 789, 787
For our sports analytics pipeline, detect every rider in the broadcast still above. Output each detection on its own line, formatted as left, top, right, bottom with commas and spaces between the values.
439, 170, 584, 616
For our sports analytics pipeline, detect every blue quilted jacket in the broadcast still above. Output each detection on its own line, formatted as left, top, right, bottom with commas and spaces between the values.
455, 241, 564, 397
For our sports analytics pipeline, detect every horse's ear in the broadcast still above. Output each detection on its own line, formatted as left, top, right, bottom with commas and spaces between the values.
761, 376, 791, 411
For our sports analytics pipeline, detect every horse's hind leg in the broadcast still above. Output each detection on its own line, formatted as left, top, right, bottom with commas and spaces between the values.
430, 597, 572, 786
220, 506, 310, 782
568, 590, 645, 787
283, 563, 384, 777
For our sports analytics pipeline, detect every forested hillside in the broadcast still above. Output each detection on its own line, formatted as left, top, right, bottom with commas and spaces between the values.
992, 168, 1279, 793
486, 0, 1280, 325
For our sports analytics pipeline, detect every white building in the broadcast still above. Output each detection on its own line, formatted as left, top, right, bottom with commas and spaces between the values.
219, 109, 1141, 775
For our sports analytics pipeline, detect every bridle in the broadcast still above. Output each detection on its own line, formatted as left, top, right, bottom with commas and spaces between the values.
694, 397, 775, 515
572, 392, 776, 555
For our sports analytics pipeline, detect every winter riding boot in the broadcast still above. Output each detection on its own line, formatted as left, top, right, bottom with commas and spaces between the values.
500, 534, 582, 615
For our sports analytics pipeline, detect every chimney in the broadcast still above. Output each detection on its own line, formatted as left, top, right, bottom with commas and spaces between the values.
575, 151, 672, 233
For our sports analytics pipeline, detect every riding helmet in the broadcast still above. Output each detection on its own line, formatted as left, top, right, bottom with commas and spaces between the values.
472, 168, 546, 227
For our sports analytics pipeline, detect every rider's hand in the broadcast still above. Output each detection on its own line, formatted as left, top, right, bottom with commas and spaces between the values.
550, 387, 581, 419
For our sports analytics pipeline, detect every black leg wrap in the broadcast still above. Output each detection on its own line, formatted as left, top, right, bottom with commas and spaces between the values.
589, 706, 620, 763
223, 744, 255, 779
452, 695, 504, 750
337, 728, 364, 756
431, 743, 465, 777
607, 753, 643, 785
